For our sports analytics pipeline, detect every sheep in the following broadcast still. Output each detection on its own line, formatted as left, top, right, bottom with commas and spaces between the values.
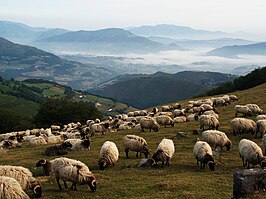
202, 130, 232, 151
122, 135, 150, 158
212, 97, 226, 107
0, 176, 30, 199
186, 113, 198, 122
118, 122, 135, 130
127, 111, 135, 117
98, 141, 119, 170
71, 139, 91, 151
90, 122, 110, 136
238, 139, 266, 168
0, 140, 12, 149
173, 109, 185, 117
139, 117, 160, 132
231, 118, 256, 136
193, 140, 215, 171
152, 138, 175, 167
161, 105, 171, 112
173, 116, 187, 123
255, 119, 266, 138
246, 103, 263, 115
139, 110, 148, 116
49, 157, 97, 191
262, 134, 266, 156
229, 95, 238, 101
171, 103, 181, 110
44, 141, 73, 156
199, 115, 220, 130
138, 158, 156, 167
29, 136, 47, 145
0, 165, 42, 198
155, 115, 174, 127
152, 107, 159, 114
47, 134, 67, 144
200, 104, 213, 112
36, 159, 54, 176
234, 105, 253, 117
201, 110, 219, 119
256, 115, 266, 121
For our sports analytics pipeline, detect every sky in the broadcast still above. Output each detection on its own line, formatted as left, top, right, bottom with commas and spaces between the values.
0, 0, 266, 33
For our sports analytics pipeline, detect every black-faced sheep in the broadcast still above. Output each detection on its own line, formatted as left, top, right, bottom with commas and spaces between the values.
238, 139, 266, 168
98, 141, 119, 170
36, 159, 54, 176
122, 135, 150, 158
231, 118, 256, 136
161, 105, 171, 112
0, 176, 30, 199
0, 165, 42, 198
193, 140, 215, 171
173, 109, 185, 117
255, 119, 266, 138
152, 138, 175, 167
44, 141, 73, 156
139, 117, 160, 132
155, 115, 174, 127
202, 130, 232, 151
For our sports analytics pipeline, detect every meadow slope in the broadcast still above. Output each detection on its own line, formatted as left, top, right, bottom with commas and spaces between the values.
1, 83, 266, 199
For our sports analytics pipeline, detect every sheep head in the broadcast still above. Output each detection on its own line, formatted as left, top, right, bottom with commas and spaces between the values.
87, 176, 97, 192
225, 140, 232, 151
30, 179, 42, 198
142, 145, 150, 158
36, 159, 47, 167
98, 159, 107, 170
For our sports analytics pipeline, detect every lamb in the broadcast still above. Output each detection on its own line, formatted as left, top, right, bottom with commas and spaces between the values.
44, 141, 73, 156
199, 115, 220, 130
202, 130, 232, 151
0, 176, 30, 199
0, 165, 42, 198
155, 115, 174, 127
234, 105, 253, 117
122, 135, 150, 158
71, 139, 91, 151
262, 134, 266, 156
231, 118, 256, 136
255, 119, 266, 138
98, 141, 119, 170
152, 138, 175, 167
238, 139, 266, 168
193, 140, 215, 171
139, 117, 160, 132
49, 157, 97, 191
246, 103, 263, 115
173, 116, 187, 123
90, 122, 110, 136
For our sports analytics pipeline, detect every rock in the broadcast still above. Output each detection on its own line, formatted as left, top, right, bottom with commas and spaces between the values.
232, 169, 266, 199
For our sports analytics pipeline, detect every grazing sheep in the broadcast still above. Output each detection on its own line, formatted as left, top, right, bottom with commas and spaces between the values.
199, 115, 220, 130
0, 165, 42, 198
152, 138, 175, 167
255, 119, 266, 138
234, 105, 253, 117
50, 157, 97, 191
231, 118, 256, 136
36, 159, 53, 176
256, 115, 266, 121
229, 95, 238, 101
238, 139, 266, 168
161, 105, 171, 112
139, 117, 160, 132
201, 110, 219, 119
173, 109, 185, 117
122, 135, 150, 158
200, 104, 213, 112
98, 141, 119, 170
0, 176, 30, 199
127, 111, 135, 117
246, 103, 263, 115
186, 113, 198, 122
44, 142, 73, 156
71, 139, 91, 151
155, 115, 174, 127
202, 130, 232, 151
212, 97, 226, 107
173, 116, 187, 123
262, 134, 266, 156
90, 122, 110, 136
193, 140, 215, 171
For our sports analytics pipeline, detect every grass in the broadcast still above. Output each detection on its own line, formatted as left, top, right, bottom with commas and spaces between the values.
1, 83, 266, 198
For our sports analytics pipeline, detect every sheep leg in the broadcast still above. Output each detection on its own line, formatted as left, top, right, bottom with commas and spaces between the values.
141, 128, 144, 132
241, 157, 245, 167
136, 152, 138, 157
161, 161, 165, 168
166, 158, 170, 167
63, 181, 67, 188
125, 149, 129, 158
56, 178, 62, 190
71, 183, 78, 191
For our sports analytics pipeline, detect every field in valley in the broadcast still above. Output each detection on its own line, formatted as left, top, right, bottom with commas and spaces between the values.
1, 83, 266, 199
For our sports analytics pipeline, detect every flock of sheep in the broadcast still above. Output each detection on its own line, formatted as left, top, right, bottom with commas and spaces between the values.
0, 93, 266, 198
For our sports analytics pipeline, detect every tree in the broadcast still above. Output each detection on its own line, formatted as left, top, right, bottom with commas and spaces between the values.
34, 98, 103, 128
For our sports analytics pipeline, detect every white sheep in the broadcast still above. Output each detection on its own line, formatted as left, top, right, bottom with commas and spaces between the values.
200, 104, 213, 112
199, 115, 220, 130
246, 103, 263, 115
0, 176, 30, 199
238, 139, 266, 168
186, 113, 198, 122
71, 139, 91, 151
234, 105, 253, 117
152, 138, 175, 167
193, 140, 215, 171
262, 134, 266, 156
155, 115, 174, 127
127, 111, 135, 117
173, 109, 185, 117
0, 165, 42, 198
161, 105, 171, 112
29, 136, 47, 145
90, 122, 110, 136
201, 110, 219, 119
139, 117, 160, 132
256, 115, 266, 121
229, 95, 238, 101
173, 116, 187, 124
98, 141, 119, 170
122, 135, 150, 158
47, 134, 67, 144
170, 103, 181, 110
231, 118, 256, 136
255, 119, 266, 139
50, 157, 97, 191
202, 130, 232, 151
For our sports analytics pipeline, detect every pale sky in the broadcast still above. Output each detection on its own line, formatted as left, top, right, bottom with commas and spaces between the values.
1, 0, 266, 33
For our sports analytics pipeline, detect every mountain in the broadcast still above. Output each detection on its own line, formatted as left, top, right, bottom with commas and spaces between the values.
0, 37, 117, 89
128, 24, 229, 40
33, 28, 183, 53
89, 71, 236, 109
206, 42, 266, 57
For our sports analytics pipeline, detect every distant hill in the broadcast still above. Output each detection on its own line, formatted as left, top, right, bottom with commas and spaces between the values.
0, 37, 117, 89
33, 28, 183, 53
206, 42, 266, 57
128, 24, 229, 40
89, 71, 236, 109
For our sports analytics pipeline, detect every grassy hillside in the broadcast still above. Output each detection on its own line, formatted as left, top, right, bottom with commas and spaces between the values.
1, 83, 265, 198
